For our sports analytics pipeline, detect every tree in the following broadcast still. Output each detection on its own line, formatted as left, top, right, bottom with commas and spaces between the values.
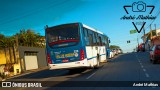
16, 29, 42, 47
0, 29, 45, 70
0, 35, 16, 64
38, 36, 46, 48
110, 45, 120, 50
0, 34, 7, 61
7, 36, 16, 64
0, 34, 6, 49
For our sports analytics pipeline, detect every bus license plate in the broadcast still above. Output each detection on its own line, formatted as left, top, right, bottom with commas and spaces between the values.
62, 59, 68, 62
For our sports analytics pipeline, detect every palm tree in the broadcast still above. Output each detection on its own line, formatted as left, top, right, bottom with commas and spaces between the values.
17, 29, 42, 47
15, 29, 45, 47
27, 29, 36, 47
16, 29, 28, 46
0, 34, 17, 64
0, 35, 9, 64
0, 34, 5, 49
7, 36, 16, 64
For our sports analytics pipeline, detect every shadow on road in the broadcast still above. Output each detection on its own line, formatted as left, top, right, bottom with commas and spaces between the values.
8, 62, 105, 80
9, 67, 98, 80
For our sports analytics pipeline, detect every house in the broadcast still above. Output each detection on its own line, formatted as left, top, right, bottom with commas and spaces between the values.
0, 46, 48, 76
142, 28, 160, 50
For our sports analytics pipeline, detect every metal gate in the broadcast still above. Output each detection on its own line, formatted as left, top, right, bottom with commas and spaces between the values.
24, 52, 38, 70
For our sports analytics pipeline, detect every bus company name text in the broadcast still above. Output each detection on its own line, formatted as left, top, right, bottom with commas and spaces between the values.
56, 53, 76, 59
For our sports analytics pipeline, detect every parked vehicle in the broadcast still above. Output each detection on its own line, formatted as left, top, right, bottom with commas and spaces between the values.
112, 49, 118, 55
137, 43, 145, 52
150, 44, 160, 64
107, 49, 114, 59
117, 49, 122, 54
111, 50, 115, 56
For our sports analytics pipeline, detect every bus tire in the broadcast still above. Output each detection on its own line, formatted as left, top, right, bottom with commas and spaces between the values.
68, 69, 76, 74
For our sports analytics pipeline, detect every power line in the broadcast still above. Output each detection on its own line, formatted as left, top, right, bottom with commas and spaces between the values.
0, 0, 70, 34
0, 0, 68, 26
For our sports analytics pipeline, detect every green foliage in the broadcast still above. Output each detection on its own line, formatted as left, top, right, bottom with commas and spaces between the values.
110, 45, 120, 49
0, 29, 45, 49
0, 30, 45, 64
15, 29, 45, 47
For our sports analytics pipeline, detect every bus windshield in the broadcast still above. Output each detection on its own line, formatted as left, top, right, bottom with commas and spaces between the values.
47, 24, 79, 46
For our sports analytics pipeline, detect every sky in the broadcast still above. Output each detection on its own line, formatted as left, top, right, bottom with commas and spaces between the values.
0, 0, 160, 53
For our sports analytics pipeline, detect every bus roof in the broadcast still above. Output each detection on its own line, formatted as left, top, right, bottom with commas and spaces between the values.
82, 24, 103, 35
46, 22, 105, 36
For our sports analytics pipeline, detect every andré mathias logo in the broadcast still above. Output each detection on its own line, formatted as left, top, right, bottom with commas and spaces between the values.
121, 1, 156, 33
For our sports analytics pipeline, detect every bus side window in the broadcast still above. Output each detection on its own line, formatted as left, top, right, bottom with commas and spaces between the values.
89, 34, 93, 46
106, 37, 109, 48
99, 36, 102, 46
102, 36, 106, 46
92, 32, 97, 46
87, 30, 93, 46
96, 33, 100, 45
94, 32, 98, 46
83, 28, 89, 46
83, 28, 88, 37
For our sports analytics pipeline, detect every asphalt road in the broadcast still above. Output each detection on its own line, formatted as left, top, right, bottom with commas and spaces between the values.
2, 52, 160, 90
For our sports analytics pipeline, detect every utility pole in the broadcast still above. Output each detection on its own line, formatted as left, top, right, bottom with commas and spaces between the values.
150, 24, 152, 39
150, 24, 153, 47
136, 36, 139, 52
137, 37, 139, 46
154, 24, 156, 30
155, 24, 157, 36
143, 27, 145, 51
143, 27, 145, 43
